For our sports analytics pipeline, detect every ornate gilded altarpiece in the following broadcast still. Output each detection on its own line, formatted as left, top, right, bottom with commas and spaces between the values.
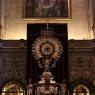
27, 24, 68, 83
25, 1, 69, 94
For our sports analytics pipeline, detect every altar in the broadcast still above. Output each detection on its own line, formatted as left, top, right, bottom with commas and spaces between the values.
26, 24, 68, 95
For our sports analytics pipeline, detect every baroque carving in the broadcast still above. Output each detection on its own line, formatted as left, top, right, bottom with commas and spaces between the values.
60, 80, 67, 95
32, 30, 63, 67
69, 56, 94, 82
27, 79, 33, 95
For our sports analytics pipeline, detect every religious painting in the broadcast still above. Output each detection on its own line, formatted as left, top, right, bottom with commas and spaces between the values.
23, 0, 71, 21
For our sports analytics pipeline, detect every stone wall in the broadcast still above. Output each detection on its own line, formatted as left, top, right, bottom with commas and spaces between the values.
0, 40, 27, 87
0, 0, 94, 39
68, 40, 95, 84
0, 40, 95, 89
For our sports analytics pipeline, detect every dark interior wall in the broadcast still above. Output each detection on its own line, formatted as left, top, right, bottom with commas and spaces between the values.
27, 24, 68, 84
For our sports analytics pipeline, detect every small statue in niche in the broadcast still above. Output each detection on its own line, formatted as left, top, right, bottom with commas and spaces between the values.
38, 54, 56, 72
27, 79, 33, 95
60, 80, 67, 95
76, 86, 87, 95
38, 55, 51, 70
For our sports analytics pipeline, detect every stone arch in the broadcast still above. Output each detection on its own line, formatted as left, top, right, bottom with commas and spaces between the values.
73, 84, 90, 95
70, 80, 94, 95
1, 81, 25, 95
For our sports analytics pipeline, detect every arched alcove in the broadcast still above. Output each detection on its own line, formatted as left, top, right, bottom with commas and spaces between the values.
1, 81, 24, 95
72, 84, 90, 95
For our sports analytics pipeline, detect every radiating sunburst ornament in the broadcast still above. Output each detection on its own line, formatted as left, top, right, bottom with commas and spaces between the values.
32, 30, 63, 62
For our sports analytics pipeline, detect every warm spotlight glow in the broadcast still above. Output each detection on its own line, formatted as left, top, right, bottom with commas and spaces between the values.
3, 23, 27, 40
1, 0, 93, 40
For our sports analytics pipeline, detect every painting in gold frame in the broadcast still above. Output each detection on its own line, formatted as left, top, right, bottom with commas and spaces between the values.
23, 0, 71, 23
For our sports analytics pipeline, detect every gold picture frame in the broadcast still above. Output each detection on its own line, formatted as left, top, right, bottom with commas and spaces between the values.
22, 0, 72, 23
